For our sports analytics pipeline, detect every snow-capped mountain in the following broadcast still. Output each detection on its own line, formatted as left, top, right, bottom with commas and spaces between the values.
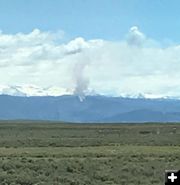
0, 85, 179, 101
0, 85, 72, 97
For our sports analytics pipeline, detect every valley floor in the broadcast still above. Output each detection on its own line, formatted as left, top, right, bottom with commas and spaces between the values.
0, 122, 179, 185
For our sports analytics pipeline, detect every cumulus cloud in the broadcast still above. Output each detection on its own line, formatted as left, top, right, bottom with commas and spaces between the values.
64, 37, 89, 55
127, 26, 146, 46
0, 26, 180, 98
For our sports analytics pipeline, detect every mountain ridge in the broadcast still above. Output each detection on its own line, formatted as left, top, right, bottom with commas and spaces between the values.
0, 94, 180, 122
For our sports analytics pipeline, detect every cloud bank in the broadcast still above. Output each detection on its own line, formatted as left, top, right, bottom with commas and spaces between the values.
0, 27, 180, 98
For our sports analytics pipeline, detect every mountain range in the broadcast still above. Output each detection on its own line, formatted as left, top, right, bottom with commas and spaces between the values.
1, 93, 180, 122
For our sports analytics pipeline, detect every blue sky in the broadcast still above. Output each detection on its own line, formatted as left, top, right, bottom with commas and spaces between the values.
0, 0, 180, 41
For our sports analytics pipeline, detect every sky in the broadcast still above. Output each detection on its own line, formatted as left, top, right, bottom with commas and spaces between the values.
0, 0, 180, 98
1, 0, 180, 41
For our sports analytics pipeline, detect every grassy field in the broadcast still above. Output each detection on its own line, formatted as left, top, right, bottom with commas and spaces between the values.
0, 121, 179, 185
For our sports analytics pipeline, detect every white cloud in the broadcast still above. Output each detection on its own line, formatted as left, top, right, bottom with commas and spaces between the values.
0, 27, 180, 98
127, 26, 146, 46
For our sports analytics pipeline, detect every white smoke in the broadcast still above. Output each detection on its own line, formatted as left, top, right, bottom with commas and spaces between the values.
73, 60, 89, 102
66, 38, 100, 102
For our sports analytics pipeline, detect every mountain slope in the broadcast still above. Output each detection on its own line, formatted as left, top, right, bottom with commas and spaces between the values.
1, 95, 180, 122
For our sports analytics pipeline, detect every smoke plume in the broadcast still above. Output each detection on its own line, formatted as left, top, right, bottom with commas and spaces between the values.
73, 60, 89, 102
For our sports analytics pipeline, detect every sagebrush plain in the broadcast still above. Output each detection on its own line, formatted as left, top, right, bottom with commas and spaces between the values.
0, 121, 179, 185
